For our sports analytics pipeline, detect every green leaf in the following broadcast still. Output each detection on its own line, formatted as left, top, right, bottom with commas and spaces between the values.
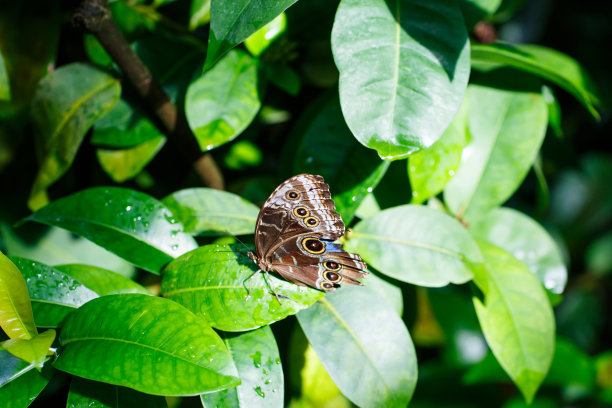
186, 50, 261, 151
0, 51, 10, 101
201, 326, 283, 407
54, 264, 150, 296
297, 286, 417, 408
91, 99, 164, 148
55, 294, 240, 396
346, 205, 482, 286
161, 244, 323, 331
96, 136, 166, 183
365, 272, 403, 316
162, 188, 259, 236
444, 83, 548, 221
408, 100, 469, 204
189, 0, 211, 30
544, 338, 594, 389
26, 187, 198, 273
0, 346, 53, 407
28, 63, 121, 210
471, 42, 601, 119
1, 329, 55, 368
66, 377, 168, 408
0, 252, 37, 339
205, 0, 297, 69
332, 0, 470, 160
245, 13, 287, 57
469, 207, 567, 294
292, 95, 389, 224
472, 241, 555, 404
10, 257, 98, 328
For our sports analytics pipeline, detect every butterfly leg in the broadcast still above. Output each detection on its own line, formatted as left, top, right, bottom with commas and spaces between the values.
243, 269, 260, 300
261, 271, 288, 304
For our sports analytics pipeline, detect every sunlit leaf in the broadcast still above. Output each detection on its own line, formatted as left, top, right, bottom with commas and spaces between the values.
346, 205, 481, 286
202, 326, 283, 407
1, 329, 55, 368
96, 136, 166, 183
0, 252, 37, 339
245, 13, 287, 57
472, 241, 555, 403
161, 244, 323, 331
162, 188, 259, 236
297, 286, 417, 408
55, 294, 240, 396
27, 187, 197, 273
186, 50, 260, 151
205, 0, 297, 69
444, 83, 547, 221
332, 0, 470, 159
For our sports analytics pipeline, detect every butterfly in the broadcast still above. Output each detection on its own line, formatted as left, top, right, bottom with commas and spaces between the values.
247, 174, 368, 292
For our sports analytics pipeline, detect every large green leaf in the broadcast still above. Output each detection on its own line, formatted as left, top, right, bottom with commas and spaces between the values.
204, 0, 297, 69
472, 241, 555, 404
26, 187, 197, 273
161, 244, 323, 331
346, 205, 482, 286
54, 264, 150, 296
201, 326, 283, 407
297, 286, 417, 408
55, 294, 240, 396
186, 50, 260, 151
469, 207, 567, 294
408, 100, 469, 204
292, 95, 389, 224
332, 0, 470, 160
471, 43, 601, 119
10, 257, 98, 328
0, 252, 36, 339
28, 63, 120, 210
444, 84, 548, 221
0, 346, 53, 407
66, 377, 167, 408
162, 188, 259, 236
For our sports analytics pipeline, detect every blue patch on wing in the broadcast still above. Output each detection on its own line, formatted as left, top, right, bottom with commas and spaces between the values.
322, 240, 344, 252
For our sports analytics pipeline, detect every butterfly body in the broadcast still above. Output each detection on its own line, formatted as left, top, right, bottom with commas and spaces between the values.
248, 174, 368, 291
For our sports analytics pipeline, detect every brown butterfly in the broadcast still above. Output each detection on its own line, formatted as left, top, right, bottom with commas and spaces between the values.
247, 174, 368, 291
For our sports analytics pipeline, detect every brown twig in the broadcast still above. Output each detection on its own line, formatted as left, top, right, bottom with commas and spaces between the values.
73, 0, 224, 190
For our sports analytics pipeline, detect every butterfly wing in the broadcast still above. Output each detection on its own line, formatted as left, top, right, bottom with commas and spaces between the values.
253, 173, 367, 291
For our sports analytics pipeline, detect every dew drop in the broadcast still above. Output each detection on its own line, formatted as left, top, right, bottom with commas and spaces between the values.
254, 386, 265, 398
126, 205, 132, 211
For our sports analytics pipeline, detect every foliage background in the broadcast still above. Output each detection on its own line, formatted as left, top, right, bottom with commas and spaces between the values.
1, 0, 611, 407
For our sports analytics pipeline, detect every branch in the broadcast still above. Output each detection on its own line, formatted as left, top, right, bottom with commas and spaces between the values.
73, 0, 224, 190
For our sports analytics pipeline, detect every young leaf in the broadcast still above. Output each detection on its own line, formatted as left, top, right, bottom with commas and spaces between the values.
67, 377, 168, 408
28, 63, 120, 210
444, 84, 548, 221
332, 0, 470, 160
346, 205, 482, 286
205, 0, 297, 69
96, 136, 166, 183
55, 294, 240, 396
161, 244, 323, 331
0, 252, 37, 339
201, 326, 283, 407
408, 100, 469, 204
54, 264, 151, 296
10, 257, 98, 328
292, 95, 389, 224
0, 346, 53, 407
471, 43, 601, 119
472, 241, 555, 404
1, 329, 55, 368
26, 187, 197, 273
297, 286, 417, 408
186, 50, 260, 151
469, 207, 567, 294
162, 188, 259, 236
